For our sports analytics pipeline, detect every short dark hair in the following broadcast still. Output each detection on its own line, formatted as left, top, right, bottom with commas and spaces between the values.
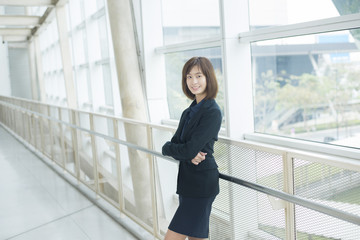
182, 57, 219, 100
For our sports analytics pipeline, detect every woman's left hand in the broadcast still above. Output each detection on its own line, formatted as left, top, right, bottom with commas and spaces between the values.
191, 151, 207, 165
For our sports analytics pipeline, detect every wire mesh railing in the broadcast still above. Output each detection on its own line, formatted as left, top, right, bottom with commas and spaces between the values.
1, 95, 360, 240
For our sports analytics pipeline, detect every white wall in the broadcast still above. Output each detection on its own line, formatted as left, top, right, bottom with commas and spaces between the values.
8, 47, 32, 99
0, 6, 11, 96
0, 37, 11, 96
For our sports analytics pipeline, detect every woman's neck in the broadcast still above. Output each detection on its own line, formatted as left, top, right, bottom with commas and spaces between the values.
196, 94, 206, 103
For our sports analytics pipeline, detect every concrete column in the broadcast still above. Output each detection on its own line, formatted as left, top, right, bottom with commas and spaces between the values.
220, 0, 258, 239
106, 0, 152, 222
55, 4, 77, 109
28, 40, 39, 101
33, 36, 46, 102
0, 37, 11, 96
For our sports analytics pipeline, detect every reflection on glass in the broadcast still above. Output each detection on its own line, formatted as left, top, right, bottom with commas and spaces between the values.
161, 0, 221, 44
249, 0, 360, 30
252, 29, 360, 149
164, 48, 225, 121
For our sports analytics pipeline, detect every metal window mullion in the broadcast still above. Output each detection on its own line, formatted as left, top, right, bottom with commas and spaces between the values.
155, 37, 223, 54
239, 13, 360, 43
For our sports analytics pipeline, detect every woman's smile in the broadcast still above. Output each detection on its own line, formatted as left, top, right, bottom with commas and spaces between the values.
186, 66, 207, 102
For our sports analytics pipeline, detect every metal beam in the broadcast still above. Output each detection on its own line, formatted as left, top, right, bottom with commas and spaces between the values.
31, 7, 53, 36
0, 0, 55, 6
2, 35, 27, 41
0, 15, 41, 26
55, 4, 77, 108
0, 28, 32, 36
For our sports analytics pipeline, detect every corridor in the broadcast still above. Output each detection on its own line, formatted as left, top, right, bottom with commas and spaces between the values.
0, 126, 143, 240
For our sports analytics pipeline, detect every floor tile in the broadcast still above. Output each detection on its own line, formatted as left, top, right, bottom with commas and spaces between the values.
70, 206, 138, 240
0, 127, 141, 240
8, 217, 90, 240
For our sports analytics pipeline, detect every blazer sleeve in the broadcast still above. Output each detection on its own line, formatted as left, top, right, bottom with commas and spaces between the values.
169, 110, 187, 144
162, 107, 222, 161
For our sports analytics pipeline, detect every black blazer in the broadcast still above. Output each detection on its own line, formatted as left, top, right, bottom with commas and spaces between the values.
162, 99, 222, 197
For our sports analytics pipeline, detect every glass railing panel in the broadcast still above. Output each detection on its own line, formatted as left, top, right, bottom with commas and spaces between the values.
119, 144, 154, 231
93, 115, 114, 137
78, 112, 91, 131
150, 127, 173, 153
114, 120, 155, 230
294, 158, 360, 217
154, 156, 179, 236
211, 141, 232, 235
51, 122, 64, 166
33, 116, 42, 151
22, 112, 30, 143
94, 136, 120, 205
14, 110, 22, 139
29, 114, 36, 147
48, 106, 59, 120
295, 205, 360, 239
60, 108, 71, 124
210, 179, 287, 239
2, 97, 359, 240
42, 117, 52, 158
62, 125, 76, 175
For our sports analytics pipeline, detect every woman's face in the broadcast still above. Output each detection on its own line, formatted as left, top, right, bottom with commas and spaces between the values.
186, 65, 207, 102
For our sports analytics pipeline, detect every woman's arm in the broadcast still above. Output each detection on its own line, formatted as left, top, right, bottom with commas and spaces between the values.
162, 108, 222, 161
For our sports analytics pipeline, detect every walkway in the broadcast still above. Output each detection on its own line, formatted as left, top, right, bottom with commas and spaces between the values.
0, 126, 143, 240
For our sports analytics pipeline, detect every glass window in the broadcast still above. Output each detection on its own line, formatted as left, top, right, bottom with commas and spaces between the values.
75, 68, 91, 107
252, 28, 360, 149
98, 15, 110, 59
249, 0, 360, 30
87, 20, 102, 62
72, 29, 87, 66
84, 0, 98, 18
164, 48, 225, 121
161, 0, 221, 45
102, 64, 114, 107
68, 0, 83, 29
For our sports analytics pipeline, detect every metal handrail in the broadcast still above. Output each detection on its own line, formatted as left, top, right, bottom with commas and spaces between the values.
219, 173, 360, 226
1, 99, 360, 227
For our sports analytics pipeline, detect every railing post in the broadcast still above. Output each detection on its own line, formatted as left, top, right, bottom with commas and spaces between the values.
113, 119, 125, 211
283, 152, 296, 239
71, 110, 80, 181
58, 108, 66, 170
48, 105, 55, 162
39, 113, 45, 155
89, 114, 99, 195
147, 125, 160, 237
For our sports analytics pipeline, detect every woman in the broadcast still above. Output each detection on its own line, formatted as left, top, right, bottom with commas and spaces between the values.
162, 57, 222, 240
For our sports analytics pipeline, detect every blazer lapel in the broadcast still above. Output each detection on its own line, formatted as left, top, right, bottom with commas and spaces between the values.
175, 108, 190, 142
181, 100, 210, 140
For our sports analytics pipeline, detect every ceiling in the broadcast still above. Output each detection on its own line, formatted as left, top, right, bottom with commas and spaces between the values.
0, 0, 65, 45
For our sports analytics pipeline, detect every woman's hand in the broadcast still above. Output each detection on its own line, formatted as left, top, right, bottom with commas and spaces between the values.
191, 151, 207, 165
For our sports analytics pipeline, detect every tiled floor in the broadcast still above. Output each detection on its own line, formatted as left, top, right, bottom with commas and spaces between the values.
0, 126, 140, 240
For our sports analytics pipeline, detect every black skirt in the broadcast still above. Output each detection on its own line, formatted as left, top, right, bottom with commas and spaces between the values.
168, 195, 216, 238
